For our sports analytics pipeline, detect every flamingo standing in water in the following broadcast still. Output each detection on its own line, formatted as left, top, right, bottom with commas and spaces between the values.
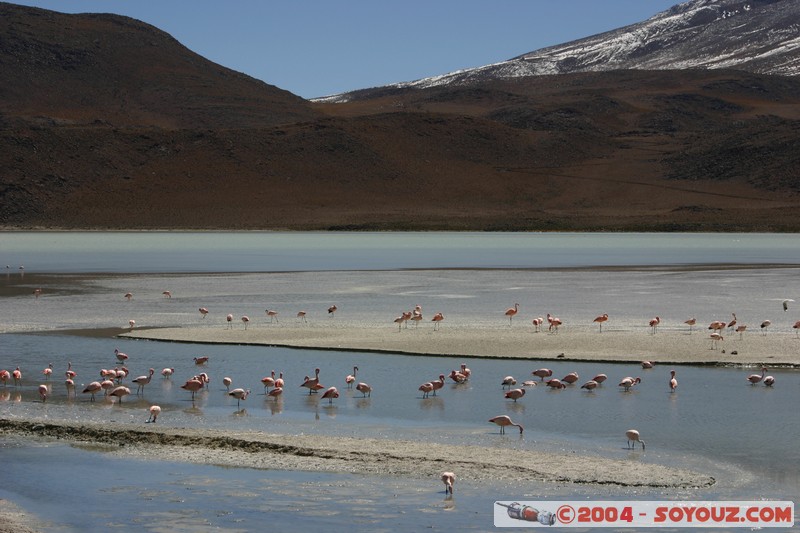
763, 375, 775, 387
727, 313, 737, 332
42, 363, 53, 380
760, 320, 771, 335
501, 376, 517, 389
441, 472, 455, 494
504, 388, 525, 402
592, 373, 608, 384
356, 382, 372, 397
626, 429, 645, 450
193, 356, 209, 366
114, 349, 128, 363
746, 367, 767, 385
580, 380, 598, 391
547, 313, 562, 333
241, 316, 250, 329
297, 311, 307, 323
641, 361, 654, 369
532, 317, 544, 332
38, 384, 48, 402
669, 370, 678, 392
685, 317, 697, 333
147, 405, 161, 423
268, 387, 283, 399
265, 309, 279, 323
300, 368, 321, 394
321, 386, 339, 404
736, 324, 747, 339
328, 305, 338, 317
199, 307, 209, 318
228, 388, 250, 408
222, 376, 233, 391
0, 370, 10, 387
418, 381, 435, 399
226, 314, 233, 328
710, 332, 724, 350
261, 370, 276, 393
593, 313, 609, 332
505, 303, 519, 325
489, 415, 524, 434
619, 376, 642, 392
161, 368, 174, 379
181, 376, 204, 400
109, 385, 131, 404
83, 381, 102, 402
648, 316, 661, 334
12, 367, 22, 386
430, 374, 446, 396
532, 368, 552, 381
431, 312, 444, 331
132, 368, 155, 395
345, 366, 358, 388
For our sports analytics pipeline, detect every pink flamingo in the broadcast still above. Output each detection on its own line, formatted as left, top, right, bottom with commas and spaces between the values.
505, 303, 520, 325
297, 311, 307, 323
746, 367, 766, 385
300, 368, 321, 395
449, 370, 467, 384
561, 372, 579, 384
65, 378, 75, 398
593, 313, 608, 332
346, 366, 358, 388
265, 309, 279, 323
685, 317, 697, 333
580, 380, 598, 391
193, 356, 209, 365
42, 363, 53, 380
328, 305, 338, 317
12, 367, 22, 386
65, 362, 77, 380
441, 472, 455, 494
532, 368, 552, 381
432, 312, 444, 331
504, 388, 525, 402
268, 387, 283, 399
727, 313, 737, 332
760, 320, 771, 335
710, 332, 724, 350
763, 375, 775, 387
669, 370, 678, 392
274, 372, 285, 389
501, 376, 517, 389
321, 386, 339, 404
619, 376, 642, 392
161, 368, 174, 379
532, 317, 544, 332
430, 374, 446, 396
100, 379, 115, 396
410, 312, 423, 328
241, 316, 250, 329
592, 373, 608, 384
132, 368, 155, 395
222, 376, 232, 391
128, 320, 136, 331
649, 316, 661, 334
626, 429, 645, 450
181, 376, 204, 399
489, 415, 524, 434
228, 388, 250, 408
261, 370, 276, 392
0, 370, 10, 387
83, 381, 102, 402
38, 384, 48, 402
147, 405, 161, 423
114, 349, 128, 363
419, 381, 434, 399
736, 324, 747, 339
124, 292, 133, 301
355, 382, 372, 397
546, 378, 566, 389
641, 361, 654, 369
226, 314, 233, 328
109, 385, 131, 404
547, 313, 562, 332
199, 307, 209, 318
794, 320, 800, 337
708, 320, 725, 333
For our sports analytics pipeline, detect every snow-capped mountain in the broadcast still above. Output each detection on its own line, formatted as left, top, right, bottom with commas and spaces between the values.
317, 0, 800, 102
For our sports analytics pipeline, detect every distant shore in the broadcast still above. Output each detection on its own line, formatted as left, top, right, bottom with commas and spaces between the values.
121, 323, 800, 367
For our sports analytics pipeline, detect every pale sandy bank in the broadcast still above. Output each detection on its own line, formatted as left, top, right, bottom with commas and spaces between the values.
121, 323, 800, 367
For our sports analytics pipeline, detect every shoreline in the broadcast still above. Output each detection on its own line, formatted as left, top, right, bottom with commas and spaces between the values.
0, 418, 714, 490
117, 324, 800, 368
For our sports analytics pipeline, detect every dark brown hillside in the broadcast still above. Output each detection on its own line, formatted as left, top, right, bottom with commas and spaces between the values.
1, 3, 800, 231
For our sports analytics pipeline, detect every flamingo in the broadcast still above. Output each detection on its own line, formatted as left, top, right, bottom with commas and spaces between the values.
727, 313, 737, 332
763, 375, 775, 387
561, 372, 579, 384
38, 384, 48, 402
297, 311, 307, 323
222, 376, 232, 391
226, 314, 233, 328
193, 356, 209, 365
592, 373, 608, 384
736, 324, 747, 339
261, 370, 276, 392
345, 366, 358, 388
532, 317, 544, 332
419, 382, 434, 399
328, 305, 338, 317
274, 372, 285, 389
197, 372, 210, 389
432, 312, 444, 331
241, 315, 250, 329
42, 363, 53, 380
546, 378, 566, 389
710, 332, 723, 350
65, 378, 75, 398
109, 385, 131, 404
760, 320, 771, 335
648, 316, 660, 334
321, 386, 339, 404
100, 379, 115, 396
504, 303, 519, 325
162, 291, 172, 298
228, 388, 250, 408
124, 292, 133, 301
265, 309, 279, 323
708, 320, 726, 334
504, 388, 525, 402
132, 368, 155, 395
793, 320, 800, 337
532, 368, 552, 381
626, 429, 645, 450
147, 405, 161, 423
641, 361, 654, 369
114, 349, 128, 363
746, 367, 766, 385
441, 471, 455, 494
356, 382, 372, 397
83, 381, 102, 402
199, 307, 209, 318
64, 362, 77, 381
181, 376, 204, 399
0, 370, 10, 387
593, 313, 609, 332
128, 319, 136, 331
12, 367, 22, 386
619, 376, 641, 392
410, 312, 423, 328
268, 387, 283, 399
669, 370, 678, 392
449, 370, 467, 384
580, 380, 598, 391
501, 376, 517, 389
459, 363, 471, 379
489, 415, 524, 434
161, 367, 174, 379
547, 313, 562, 332
300, 368, 321, 395
430, 374, 446, 396
685, 317, 697, 333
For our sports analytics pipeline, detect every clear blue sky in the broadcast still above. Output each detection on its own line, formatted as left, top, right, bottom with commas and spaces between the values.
13, 1, 679, 99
